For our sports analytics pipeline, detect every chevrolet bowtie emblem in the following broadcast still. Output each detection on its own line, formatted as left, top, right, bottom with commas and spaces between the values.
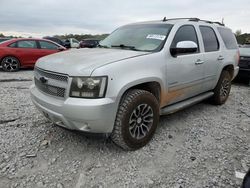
39, 76, 48, 84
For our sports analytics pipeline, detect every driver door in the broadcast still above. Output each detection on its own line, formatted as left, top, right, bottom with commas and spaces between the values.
165, 25, 205, 106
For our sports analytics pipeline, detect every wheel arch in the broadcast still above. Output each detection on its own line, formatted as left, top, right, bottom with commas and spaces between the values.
222, 64, 234, 80
117, 80, 162, 105
1, 55, 21, 66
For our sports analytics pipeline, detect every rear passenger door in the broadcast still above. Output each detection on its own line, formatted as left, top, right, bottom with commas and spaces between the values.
16, 40, 41, 65
199, 26, 221, 91
166, 25, 205, 105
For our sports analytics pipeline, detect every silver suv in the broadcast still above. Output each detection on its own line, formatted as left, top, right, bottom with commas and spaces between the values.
30, 18, 239, 150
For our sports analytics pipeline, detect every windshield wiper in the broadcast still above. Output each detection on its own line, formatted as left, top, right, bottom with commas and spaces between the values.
111, 44, 135, 48
111, 44, 142, 51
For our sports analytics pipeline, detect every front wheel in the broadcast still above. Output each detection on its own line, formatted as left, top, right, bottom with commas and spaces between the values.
111, 89, 159, 150
1, 56, 20, 72
211, 70, 231, 105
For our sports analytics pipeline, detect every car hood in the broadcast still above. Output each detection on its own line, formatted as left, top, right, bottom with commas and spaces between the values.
36, 48, 151, 76
239, 48, 250, 57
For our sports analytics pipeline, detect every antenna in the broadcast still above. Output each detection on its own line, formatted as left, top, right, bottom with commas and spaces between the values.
163, 17, 167, 22
222, 18, 225, 25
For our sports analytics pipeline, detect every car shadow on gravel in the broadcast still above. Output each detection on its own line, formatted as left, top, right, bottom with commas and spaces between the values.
0, 67, 34, 73
48, 124, 122, 152
233, 78, 250, 87
46, 100, 213, 153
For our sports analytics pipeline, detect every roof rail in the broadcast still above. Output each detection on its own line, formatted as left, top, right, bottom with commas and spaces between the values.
162, 17, 199, 22
162, 17, 225, 26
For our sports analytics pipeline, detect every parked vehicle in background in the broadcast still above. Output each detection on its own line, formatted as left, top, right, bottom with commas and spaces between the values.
0, 38, 11, 43
31, 18, 239, 150
237, 44, 250, 82
64, 38, 80, 48
79, 39, 99, 48
0, 38, 66, 72
43, 36, 65, 47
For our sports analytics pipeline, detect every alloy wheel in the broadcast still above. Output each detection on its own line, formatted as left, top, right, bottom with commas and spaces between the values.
2, 57, 19, 71
220, 79, 230, 99
129, 103, 154, 139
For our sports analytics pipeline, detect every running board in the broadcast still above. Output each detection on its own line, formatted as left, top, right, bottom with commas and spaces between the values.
160, 92, 214, 116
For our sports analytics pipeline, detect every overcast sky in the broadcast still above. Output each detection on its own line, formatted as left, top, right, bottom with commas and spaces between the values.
0, 0, 249, 37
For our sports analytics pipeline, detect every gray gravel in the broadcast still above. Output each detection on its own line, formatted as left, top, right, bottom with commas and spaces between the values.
0, 69, 249, 188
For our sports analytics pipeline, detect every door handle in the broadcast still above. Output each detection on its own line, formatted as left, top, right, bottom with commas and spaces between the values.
195, 59, 204, 65
217, 56, 224, 61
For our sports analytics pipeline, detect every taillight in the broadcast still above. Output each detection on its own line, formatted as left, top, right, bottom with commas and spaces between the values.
236, 50, 240, 65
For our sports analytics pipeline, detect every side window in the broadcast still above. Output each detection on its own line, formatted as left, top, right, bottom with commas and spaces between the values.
39, 41, 59, 50
171, 25, 199, 52
199, 26, 219, 52
8, 42, 17, 48
17, 40, 37, 48
217, 28, 238, 49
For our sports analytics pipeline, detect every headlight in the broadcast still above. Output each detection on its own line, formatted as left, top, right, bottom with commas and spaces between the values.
70, 76, 108, 98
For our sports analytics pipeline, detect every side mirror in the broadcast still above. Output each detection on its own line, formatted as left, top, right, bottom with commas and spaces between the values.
170, 41, 198, 56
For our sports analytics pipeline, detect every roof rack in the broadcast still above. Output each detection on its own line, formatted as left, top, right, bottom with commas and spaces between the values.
162, 17, 199, 22
162, 17, 225, 26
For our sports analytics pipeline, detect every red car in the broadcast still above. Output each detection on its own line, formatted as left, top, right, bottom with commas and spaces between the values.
0, 38, 66, 72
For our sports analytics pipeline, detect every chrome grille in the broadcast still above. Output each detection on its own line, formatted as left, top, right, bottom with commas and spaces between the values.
34, 68, 69, 98
239, 56, 250, 68
35, 67, 68, 82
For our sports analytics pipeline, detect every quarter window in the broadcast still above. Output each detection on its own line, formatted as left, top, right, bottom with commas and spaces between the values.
39, 41, 58, 50
8, 42, 17, 48
217, 28, 238, 49
17, 40, 37, 48
200, 26, 219, 52
171, 25, 199, 52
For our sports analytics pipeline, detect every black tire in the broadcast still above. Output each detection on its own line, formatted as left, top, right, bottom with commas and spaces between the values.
1, 56, 20, 72
211, 70, 231, 105
111, 89, 159, 150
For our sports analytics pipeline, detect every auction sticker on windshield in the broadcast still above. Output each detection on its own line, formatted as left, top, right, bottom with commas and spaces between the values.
146, 34, 166, 40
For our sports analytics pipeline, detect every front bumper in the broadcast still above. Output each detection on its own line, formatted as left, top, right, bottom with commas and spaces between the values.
30, 85, 117, 133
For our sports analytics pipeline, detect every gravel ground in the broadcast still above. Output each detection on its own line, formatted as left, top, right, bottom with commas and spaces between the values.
0, 69, 249, 188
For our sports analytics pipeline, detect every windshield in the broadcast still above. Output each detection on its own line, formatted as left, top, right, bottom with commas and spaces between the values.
99, 23, 173, 52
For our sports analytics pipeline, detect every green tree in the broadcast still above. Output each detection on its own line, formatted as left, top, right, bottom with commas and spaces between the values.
236, 33, 250, 44
52, 33, 109, 41
235, 30, 242, 36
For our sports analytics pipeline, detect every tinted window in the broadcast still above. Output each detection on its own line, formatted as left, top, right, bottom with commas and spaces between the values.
171, 25, 199, 52
218, 28, 238, 49
72, 39, 79, 43
200, 26, 219, 52
44, 37, 63, 45
18, 40, 37, 48
8, 42, 17, 48
39, 41, 58, 50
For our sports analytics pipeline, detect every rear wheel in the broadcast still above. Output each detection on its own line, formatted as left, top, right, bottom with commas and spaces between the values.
1, 56, 20, 72
211, 70, 231, 105
111, 89, 159, 150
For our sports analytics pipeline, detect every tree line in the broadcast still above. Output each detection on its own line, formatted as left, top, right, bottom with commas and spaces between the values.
53, 34, 109, 41
0, 33, 109, 41
1, 31, 250, 44
235, 30, 250, 44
